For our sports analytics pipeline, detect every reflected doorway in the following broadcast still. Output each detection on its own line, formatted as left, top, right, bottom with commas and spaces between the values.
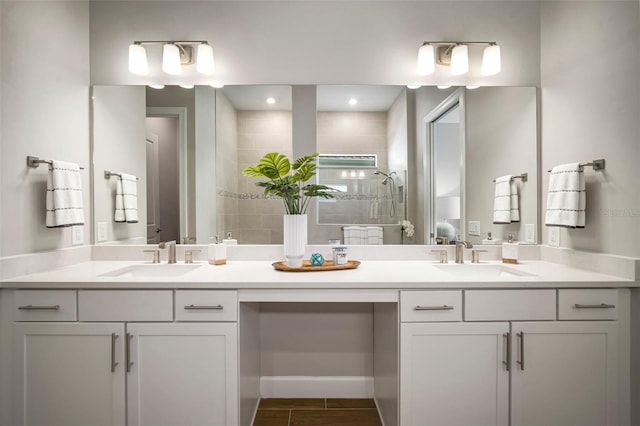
145, 116, 181, 244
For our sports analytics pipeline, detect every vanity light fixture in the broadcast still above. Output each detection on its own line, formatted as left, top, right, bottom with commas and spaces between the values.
348, 98, 358, 106
406, 84, 422, 89
148, 84, 165, 90
209, 83, 225, 88
128, 40, 215, 76
179, 84, 194, 89
266, 97, 276, 105
416, 42, 501, 76
466, 85, 480, 89
437, 85, 452, 90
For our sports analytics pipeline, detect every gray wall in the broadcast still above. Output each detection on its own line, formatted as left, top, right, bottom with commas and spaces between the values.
465, 87, 538, 244
540, 1, 640, 258
89, 1, 540, 87
0, 0, 90, 257
93, 86, 147, 244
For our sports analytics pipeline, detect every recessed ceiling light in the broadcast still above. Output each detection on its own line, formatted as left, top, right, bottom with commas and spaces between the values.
406, 84, 421, 89
179, 84, 194, 89
148, 84, 165, 90
209, 83, 225, 88
466, 85, 480, 89
266, 97, 276, 105
437, 85, 451, 90
348, 98, 358, 106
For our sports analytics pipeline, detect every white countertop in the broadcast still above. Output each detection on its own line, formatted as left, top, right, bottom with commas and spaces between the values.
2, 259, 636, 289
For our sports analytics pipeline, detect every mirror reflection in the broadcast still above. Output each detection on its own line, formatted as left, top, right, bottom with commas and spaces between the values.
91, 84, 538, 246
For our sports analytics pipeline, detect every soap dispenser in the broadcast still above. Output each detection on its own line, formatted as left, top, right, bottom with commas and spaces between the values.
208, 235, 227, 265
502, 234, 519, 264
222, 232, 237, 245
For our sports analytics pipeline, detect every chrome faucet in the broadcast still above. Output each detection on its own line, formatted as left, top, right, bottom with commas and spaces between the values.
158, 240, 177, 264
454, 240, 473, 263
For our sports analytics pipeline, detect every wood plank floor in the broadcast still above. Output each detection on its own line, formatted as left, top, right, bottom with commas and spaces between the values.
253, 398, 383, 426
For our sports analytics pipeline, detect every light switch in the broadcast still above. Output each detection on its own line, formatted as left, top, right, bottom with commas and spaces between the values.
468, 221, 481, 236
72, 226, 84, 245
548, 227, 560, 247
525, 224, 535, 243
97, 222, 107, 242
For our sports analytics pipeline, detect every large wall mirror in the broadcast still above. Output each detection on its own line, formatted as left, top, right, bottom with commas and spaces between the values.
91, 84, 538, 246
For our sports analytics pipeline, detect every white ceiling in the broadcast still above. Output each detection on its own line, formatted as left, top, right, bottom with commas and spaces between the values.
220, 85, 404, 112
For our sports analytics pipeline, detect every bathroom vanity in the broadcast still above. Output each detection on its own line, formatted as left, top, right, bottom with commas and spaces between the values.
0, 245, 636, 426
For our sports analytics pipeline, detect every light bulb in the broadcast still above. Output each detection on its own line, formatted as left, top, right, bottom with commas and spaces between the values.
196, 43, 215, 75
348, 98, 358, 106
162, 44, 182, 75
450, 44, 469, 75
266, 97, 276, 105
416, 44, 435, 75
128, 44, 148, 75
481, 44, 501, 76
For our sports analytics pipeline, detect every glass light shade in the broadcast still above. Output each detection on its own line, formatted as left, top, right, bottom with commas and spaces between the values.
450, 45, 469, 75
196, 43, 215, 75
416, 44, 435, 75
128, 44, 148, 75
162, 44, 182, 75
481, 44, 501, 76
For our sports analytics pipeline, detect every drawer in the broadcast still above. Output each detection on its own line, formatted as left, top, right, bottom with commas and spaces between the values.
558, 289, 618, 320
175, 291, 238, 322
79, 290, 173, 321
13, 290, 77, 321
465, 290, 556, 321
400, 291, 462, 322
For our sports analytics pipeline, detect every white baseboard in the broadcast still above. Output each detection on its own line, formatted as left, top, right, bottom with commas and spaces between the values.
260, 376, 374, 398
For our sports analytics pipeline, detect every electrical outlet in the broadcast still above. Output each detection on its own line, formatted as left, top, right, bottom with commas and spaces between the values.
71, 226, 84, 246
525, 223, 535, 243
548, 227, 560, 247
97, 222, 107, 242
468, 221, 481, 236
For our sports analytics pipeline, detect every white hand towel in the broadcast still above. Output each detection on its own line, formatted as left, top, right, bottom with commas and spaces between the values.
114, 178, 125, 222
114, 173, 138, 223
545, 163, 585, 228
46, 160, 84, 228
510, 179, 520, 222
493, 175, 512, 224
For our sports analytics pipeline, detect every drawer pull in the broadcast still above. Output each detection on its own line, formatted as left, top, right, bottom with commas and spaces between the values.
18, 304, 60, 311
111, 333, 119, 373
574, 303, 615, 309
184, 304, 224, 310
414, 305, 454, 311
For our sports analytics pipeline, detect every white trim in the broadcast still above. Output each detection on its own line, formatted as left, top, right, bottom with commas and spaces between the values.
259, 376, 374, 398
422, 88, 466, 244
146, 107, 188, 244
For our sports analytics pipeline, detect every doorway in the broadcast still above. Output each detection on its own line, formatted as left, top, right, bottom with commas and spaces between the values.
145, 116, 181, 244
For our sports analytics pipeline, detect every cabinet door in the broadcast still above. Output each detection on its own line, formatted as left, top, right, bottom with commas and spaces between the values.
400, 322, 509, 426
13, 323, 125, 426
127, 323, 238, 426
511, 321, 618, 426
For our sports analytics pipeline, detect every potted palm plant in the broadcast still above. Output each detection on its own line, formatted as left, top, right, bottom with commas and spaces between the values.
242, 152, 335, 266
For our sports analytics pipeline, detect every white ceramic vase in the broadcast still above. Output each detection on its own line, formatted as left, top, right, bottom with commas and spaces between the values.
283, 214, 307, 267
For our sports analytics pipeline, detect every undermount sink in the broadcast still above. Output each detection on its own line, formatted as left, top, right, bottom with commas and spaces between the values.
435, 264, 535, 278
100, 264, 200, 278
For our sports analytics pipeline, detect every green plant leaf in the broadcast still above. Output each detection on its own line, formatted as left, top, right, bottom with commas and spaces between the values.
292, 152, 318, 171
242, 165, 265, 177
257, 152, 290, 179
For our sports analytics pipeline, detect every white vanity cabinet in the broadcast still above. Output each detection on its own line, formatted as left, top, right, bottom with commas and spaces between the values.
12, 322, 126, 426
9, 289, 239, 426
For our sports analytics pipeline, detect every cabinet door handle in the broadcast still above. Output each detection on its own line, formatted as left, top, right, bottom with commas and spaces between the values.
18, 304, 60, 311
126, 333, 134, 372
184, 304, 224, 310
574, 303, 615, 309
516, 332, 524, 371
502, 332, 510, 371
414, 305, 454, 311
111, 333, 119, 373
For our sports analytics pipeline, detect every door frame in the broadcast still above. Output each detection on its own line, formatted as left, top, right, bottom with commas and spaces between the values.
422, 88, 466, 244
146, 107, 188, 244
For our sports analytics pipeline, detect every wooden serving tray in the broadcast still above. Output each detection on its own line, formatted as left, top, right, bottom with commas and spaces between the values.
272, 260, 361, 272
